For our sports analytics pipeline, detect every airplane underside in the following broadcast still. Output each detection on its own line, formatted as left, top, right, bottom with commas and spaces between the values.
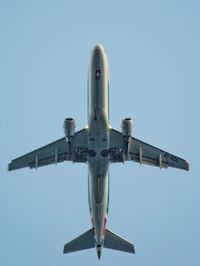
8, 44, 189, 260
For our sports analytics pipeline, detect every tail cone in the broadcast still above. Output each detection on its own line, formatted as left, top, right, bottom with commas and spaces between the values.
97, 250, 101, 259
96, 244, 102, 260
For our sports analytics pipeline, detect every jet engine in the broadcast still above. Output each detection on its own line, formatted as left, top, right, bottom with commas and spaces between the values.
63, 118, 76, 139
121, 118, 133, 137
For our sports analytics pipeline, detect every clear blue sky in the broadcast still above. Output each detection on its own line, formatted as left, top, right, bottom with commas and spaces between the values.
0, 0, 199, 265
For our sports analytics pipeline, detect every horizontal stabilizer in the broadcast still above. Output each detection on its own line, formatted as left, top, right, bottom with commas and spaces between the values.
104, 229, 135, 254
63, 229, 95, 254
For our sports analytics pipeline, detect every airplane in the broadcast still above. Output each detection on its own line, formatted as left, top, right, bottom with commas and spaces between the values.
8, 43, 189, 259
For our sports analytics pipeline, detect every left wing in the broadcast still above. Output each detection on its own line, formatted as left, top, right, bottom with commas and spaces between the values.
8, 129, 88, 171
109, 128, 189, 171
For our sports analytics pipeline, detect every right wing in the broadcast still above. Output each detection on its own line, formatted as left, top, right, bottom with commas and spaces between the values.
8, 129, 88, 171
128, 136, 189, 171
109, 128, 189, 171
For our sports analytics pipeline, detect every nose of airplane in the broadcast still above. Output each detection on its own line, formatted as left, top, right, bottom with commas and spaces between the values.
92, 43, 105, 57
89, 43, 108, 73
94, 43, 104, 52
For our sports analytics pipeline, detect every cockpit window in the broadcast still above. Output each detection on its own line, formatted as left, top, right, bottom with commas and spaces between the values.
95, 69, 101, 78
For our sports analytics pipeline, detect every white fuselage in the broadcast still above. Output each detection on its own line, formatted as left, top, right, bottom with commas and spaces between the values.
87, 44, 109, 249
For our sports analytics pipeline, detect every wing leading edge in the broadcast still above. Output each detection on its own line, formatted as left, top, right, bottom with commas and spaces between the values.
109, 128, 189, 171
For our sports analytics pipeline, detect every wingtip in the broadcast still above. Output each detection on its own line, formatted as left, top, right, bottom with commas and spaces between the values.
8, 162, 12, 172
185, 160, 190, 171
132, 245, 136, 254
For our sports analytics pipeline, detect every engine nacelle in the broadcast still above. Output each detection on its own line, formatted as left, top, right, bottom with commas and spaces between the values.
63, 118, 76, 139
121, 118, 133, 137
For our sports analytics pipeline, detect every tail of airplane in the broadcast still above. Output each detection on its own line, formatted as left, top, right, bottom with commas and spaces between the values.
63, 228, 135, 258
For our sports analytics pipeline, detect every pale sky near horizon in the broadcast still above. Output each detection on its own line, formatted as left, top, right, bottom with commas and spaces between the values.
0, 1, 200, 265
